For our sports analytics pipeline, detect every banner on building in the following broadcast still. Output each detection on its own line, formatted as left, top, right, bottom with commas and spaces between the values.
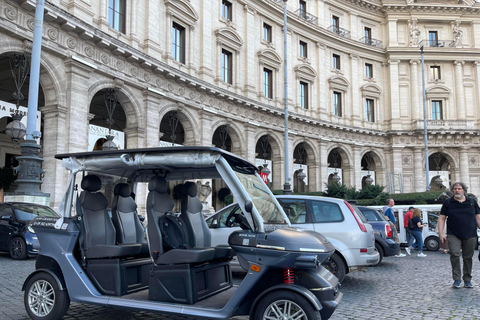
88, 125, 125, 150
0, 100, 41, 133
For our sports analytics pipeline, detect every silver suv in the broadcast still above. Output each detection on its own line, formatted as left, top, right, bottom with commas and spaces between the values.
209, 195, 379, 282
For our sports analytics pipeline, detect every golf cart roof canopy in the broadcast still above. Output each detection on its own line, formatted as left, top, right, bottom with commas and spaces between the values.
55, 146, 257, 181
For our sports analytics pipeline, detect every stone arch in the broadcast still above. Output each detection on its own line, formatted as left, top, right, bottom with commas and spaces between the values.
87, 80, 142, 129
292, 138, 318, 192
327, 145, 353, 187
158, 103, 199, 146
211, 120, 245, 156
360, 149, 386, 187
253, 130, 284, 190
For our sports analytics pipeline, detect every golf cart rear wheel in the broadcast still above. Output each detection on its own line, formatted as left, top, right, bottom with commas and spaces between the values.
24, 272, 70, 320
253, 290, 321, 320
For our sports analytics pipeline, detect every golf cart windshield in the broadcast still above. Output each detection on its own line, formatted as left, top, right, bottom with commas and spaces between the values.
233, 171, 286, 225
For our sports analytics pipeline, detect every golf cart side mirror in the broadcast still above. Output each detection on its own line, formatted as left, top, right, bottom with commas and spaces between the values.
244, 200, 253, 214
211, 219, 219, 228
138, 215, 145, 222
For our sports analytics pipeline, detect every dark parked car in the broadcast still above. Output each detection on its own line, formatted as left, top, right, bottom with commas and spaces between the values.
357, 206, 400, 265
0, 202, 60, 259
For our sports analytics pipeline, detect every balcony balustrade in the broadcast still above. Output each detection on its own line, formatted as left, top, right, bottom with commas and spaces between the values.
359, 36, 383, 48
327, 25, 350, 39
414, 119, 476, 130
419, 39, 457, 48
294, 9, 318, 24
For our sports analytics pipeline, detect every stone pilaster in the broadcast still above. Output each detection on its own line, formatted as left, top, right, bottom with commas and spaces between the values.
243, 5, 256, 96
410, 60, 420, 120
64, 57, 96, 153
413, 147, 424, 192
353, 145, 363, 189
388, 60, 401, 129
459, 146, 470, 185
454, 60, 466, 119
350, 54, 361, 127
142, 89, 165, 148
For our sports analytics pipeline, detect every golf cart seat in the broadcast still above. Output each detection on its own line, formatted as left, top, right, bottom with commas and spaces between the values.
111, 183, 149, 254
79, 175, 141, 259
146, 176, 215, 265
180, 181, 235, 259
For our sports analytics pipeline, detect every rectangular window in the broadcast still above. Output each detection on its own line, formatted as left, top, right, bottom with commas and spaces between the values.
108, 0, 126, 33
364, 27, 372, 44
366, 99, 375, 122
429, 31, 438, 47
430, 66, 441, 80
299, 0, 307, 18
172, 22, 186, 64
365, 63, 373, 78
432, 100, 443, 120
299, 41, 308, 58
332, 54, 341, 70
263, 23, 272, 42
277, 199, 308, 224
332, 15, 339, 33
333, 91, 342, 117
263, 68, 273, 99
222, 0, 233, 21
221, 49, 233, 84
311, 200, 344, 223
300, 82, 308, 109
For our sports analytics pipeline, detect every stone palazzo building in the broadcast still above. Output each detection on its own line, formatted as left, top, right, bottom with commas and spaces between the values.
1, 0, 480, 209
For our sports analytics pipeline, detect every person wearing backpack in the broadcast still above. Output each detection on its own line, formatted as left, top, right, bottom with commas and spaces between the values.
438, 182, 480, 289
404, 206, 415, 255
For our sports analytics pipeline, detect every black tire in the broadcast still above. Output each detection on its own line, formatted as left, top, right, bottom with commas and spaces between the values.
24, 272, 70, 320
424, 236, 439, 251
9, 237, 28, 260
253, 290, 321, 320
321, 252, 346, 283
373, 242, 384, 266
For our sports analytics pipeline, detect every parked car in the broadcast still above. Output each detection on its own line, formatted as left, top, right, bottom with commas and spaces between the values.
357, 206, 400, 265
209, 195, 379, 283
0, 202, 60, 259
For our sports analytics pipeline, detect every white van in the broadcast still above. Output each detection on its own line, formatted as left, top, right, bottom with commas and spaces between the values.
368, 205, 442, 251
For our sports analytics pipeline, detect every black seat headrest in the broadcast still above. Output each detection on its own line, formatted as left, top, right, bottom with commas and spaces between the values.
183, 181, 198, 197
114, 183, 131, 197
81, 175, 102, 192
149, 176, 167, 193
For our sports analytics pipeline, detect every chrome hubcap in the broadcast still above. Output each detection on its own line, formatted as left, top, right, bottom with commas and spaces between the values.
28, 280, 55, 316
263, 300, 307, 320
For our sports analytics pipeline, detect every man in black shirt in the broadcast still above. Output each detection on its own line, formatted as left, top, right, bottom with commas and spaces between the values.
438, 182, 480, 289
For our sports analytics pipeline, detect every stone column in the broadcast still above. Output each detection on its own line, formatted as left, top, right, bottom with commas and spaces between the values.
142, 89, 164, 148
350, 54, 361, 126
243, 5, 256, 96
319, 140, 330, 192
98, 0, 110, 31
454, 60, 466, 119
410, 60, 420, 120
40, 104, 68, 209
392, 146, 404, 192
388, 60, 401, 129
199, 0, 214, 80
245, 124, 258, 163
459, 146, 470, 185
317, 43, 327, 118
413, 147, 424, 192
353, 145, 362, 190
64, 58, 95, 153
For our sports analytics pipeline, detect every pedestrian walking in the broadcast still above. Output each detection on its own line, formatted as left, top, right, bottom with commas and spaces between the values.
438, 182, 480, 289
383, 199, 405, 257
404, 206, 415, 255
408, 208, 427, 257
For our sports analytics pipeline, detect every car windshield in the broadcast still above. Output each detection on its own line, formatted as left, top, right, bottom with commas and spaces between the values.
14, 204, 60, 222
233, 171, 286, 224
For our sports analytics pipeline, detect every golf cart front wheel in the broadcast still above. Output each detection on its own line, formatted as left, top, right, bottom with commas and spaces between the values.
253, 290, 321, 320
24, 272, 70, 320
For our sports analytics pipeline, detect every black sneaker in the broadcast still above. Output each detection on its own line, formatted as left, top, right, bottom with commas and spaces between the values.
452, 280, 462, 289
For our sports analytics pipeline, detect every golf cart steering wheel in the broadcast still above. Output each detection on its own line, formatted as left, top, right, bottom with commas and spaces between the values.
225, 208, 250, 229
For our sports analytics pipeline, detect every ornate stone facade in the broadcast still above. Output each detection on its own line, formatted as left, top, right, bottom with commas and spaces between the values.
1, 0, 480, 209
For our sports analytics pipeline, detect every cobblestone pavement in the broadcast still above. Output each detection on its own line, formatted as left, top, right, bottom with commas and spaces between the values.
1, 250, 480, 320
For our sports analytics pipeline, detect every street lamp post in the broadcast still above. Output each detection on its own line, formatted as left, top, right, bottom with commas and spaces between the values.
420, 45, 430, 191
282, 0, 292, 195
5, 0, 49, 202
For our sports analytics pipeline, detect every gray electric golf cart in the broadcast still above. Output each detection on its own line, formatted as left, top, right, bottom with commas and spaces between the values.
23, 146, 342, 320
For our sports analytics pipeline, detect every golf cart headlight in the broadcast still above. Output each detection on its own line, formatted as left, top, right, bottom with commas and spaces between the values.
27, 225, 35, 234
